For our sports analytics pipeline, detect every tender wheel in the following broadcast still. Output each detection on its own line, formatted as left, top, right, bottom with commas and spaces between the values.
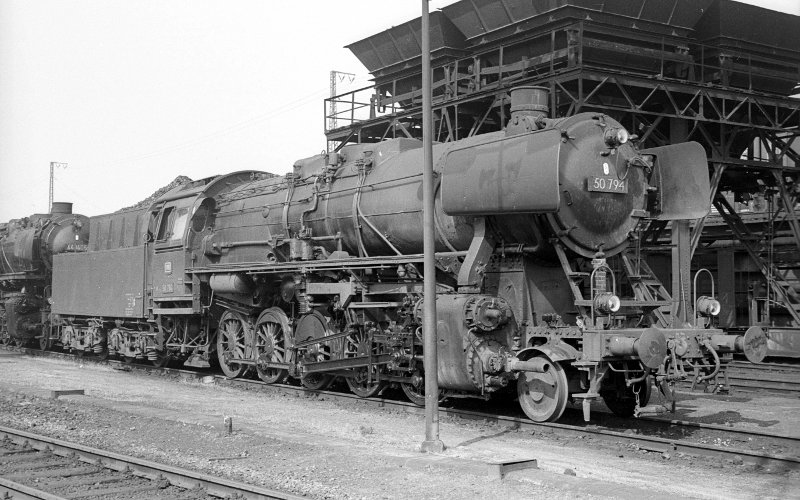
39, 325, 51, 351
216, 310, 248, 379
344, 330, 386, 398
600, 373, 652, 418
254, 308, 289, 384
96, 347, 109, 361
150, 349, 170, 368
516, 355, 569, 422
295, 311, 334, 391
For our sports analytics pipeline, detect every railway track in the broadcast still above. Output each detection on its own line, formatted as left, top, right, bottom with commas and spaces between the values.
723, 360, 800, 397
3, 345, 799, 472
212, 377, 800, 470
0, 425, 300, 500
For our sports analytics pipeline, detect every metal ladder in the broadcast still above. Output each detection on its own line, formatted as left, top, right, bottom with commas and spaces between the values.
620, 253, 673, 328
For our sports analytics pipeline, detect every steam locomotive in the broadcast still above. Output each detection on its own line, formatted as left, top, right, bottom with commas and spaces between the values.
0, 202, 90, 347
12, 86, 769, 423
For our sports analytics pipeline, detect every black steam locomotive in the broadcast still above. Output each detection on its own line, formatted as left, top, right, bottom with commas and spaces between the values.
0, 202, 89, 347
11, 86, 767, 423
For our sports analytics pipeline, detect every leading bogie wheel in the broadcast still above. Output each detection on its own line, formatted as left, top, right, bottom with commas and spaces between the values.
516, 355, 569, 422
216, 310, 248, 379
254, 308, 289, 384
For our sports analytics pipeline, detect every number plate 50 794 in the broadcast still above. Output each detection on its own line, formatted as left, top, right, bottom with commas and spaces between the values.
587, 177, 627, 194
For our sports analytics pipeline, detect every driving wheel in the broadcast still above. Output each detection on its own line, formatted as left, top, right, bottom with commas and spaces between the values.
344, 330, 386, 398
254, 308, 290, 384
295, 311, 334, 390
216, 310, 249, 379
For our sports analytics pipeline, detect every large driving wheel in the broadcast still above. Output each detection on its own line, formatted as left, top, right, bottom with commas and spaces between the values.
216, 310, 249, 379
295, 311, 334, 391
517, 355, 569, 422
600, 372, 652, 417
254, 308, 290, 384
344, 330, 386, 398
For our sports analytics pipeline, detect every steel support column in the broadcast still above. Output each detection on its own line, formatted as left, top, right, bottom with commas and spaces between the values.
670, 118, 693, 325
717, 246, 736, 328
420, 0, 445, 454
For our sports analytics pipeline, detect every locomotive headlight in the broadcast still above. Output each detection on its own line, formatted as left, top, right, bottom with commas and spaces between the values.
696, 296, 721, 316
594, 292, 621, 314
604, 127, 630, 147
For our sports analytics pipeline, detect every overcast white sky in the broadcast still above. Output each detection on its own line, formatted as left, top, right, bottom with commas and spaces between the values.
1, 0, 798, 220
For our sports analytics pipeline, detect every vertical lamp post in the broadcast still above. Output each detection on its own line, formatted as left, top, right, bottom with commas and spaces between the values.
420, 0, 445, 454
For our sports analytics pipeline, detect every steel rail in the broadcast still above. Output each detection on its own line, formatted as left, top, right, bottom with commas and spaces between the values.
0, 425, 302, 500
3, 345, 798, 469
211, 376, 800, 470
0, 476, 66, 500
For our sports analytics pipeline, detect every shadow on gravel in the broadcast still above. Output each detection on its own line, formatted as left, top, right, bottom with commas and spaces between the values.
673, 391, 753, 404
670, 409, 780, 428
454, 427, 518, 447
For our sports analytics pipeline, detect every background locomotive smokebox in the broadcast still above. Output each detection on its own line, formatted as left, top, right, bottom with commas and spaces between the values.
52, 247, 146, 318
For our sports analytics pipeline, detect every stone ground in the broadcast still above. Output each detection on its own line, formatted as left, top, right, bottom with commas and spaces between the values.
613, 381, 800, 438
0, 352, 797, 500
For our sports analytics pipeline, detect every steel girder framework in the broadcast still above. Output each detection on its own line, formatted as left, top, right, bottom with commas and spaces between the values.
327, 67, 800, 332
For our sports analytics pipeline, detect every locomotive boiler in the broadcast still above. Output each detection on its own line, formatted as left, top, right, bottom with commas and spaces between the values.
0, 202, 89, 347
47, 86, 767, 422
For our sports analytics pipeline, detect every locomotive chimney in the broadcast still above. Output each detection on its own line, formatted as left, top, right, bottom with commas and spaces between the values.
507, 86, 549, 135
50, 202, 73, 215
510, 86, 549, 119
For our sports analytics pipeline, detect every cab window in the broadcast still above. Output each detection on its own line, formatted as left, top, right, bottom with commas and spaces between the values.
156, 207, 173, 241
170, 208, 189, 242
156, 207, 189, 243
